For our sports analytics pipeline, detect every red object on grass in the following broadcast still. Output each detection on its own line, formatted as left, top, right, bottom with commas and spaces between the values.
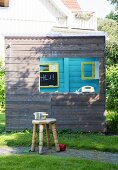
59, 144, 66, 151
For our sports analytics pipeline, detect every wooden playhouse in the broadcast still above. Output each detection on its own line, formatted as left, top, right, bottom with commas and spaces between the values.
5, 34, 106, 132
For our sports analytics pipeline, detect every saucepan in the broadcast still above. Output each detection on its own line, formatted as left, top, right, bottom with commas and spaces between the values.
33, 112, 48, 120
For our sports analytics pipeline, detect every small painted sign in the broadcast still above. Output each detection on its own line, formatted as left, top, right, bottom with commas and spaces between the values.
40, 64, 59, 87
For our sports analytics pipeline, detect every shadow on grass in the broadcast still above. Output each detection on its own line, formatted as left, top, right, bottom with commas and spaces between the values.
0, 129, 118, 153
0, 129, 48, 147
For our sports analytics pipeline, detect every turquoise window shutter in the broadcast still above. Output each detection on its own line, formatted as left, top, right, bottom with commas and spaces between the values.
64, 58, 69, 92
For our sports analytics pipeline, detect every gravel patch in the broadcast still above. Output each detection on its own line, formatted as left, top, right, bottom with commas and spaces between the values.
0, 146, 118, 165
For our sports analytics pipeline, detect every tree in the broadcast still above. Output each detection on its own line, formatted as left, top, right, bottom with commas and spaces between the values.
106, 0, 118, 22
107, 0, 118, 9
98, 18, 118, 66
106, 11, 118, 21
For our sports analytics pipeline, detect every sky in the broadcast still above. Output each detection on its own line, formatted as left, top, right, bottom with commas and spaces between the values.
78, 0, 115, 18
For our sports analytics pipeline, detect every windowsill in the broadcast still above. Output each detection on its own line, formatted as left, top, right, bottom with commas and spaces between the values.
39, 92, 98, 95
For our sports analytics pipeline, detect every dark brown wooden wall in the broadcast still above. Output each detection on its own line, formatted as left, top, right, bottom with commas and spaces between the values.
5, 36, 106, 132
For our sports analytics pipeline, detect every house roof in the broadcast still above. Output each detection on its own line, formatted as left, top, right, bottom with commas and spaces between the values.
50, 27, 106, 36
61, 0, 81, 12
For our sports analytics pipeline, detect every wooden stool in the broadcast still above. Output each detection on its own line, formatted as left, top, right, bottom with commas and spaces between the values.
31, 118, 60, 154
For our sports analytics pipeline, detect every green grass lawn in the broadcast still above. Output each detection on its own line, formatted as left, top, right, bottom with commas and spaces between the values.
0, 155, 118, 170
0, 130, 118, 153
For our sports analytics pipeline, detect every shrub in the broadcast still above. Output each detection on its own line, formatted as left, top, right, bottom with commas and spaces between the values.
106, 110, 118, 133
105, 41, 118, 66
0, 58, 5, 111
106, 64, 118, 111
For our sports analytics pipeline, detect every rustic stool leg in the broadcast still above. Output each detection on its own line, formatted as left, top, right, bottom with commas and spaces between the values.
31, 123, 37, 152
39, 124, 44, 154
51, 123, 60, 152
46, 124, 51, 149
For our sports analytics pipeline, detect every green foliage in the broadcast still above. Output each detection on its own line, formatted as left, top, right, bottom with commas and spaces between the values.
0, 58, 5, 111
106, 65, 118, 133
106, 11, 118, 21
105, 41, 118, 66
106, 110, 118, 133
107, 0, 118, 10
98, 18, 118, 66
107, 0, 118, 4
106, 0, 118, 25
106, 64, 118, 111
98, 18, 118, 133
0, 111, 5, 133
98, 18, 118, 41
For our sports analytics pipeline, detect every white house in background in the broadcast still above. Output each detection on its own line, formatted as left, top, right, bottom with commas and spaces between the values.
0, 0, 97, 57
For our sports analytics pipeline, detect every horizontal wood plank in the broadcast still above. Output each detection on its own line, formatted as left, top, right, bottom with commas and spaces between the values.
5, 36, 105, 45
5, 63, 39, 71
5, 57, 39, 64
10, 44, 104, 52
6, 71, 39, 78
